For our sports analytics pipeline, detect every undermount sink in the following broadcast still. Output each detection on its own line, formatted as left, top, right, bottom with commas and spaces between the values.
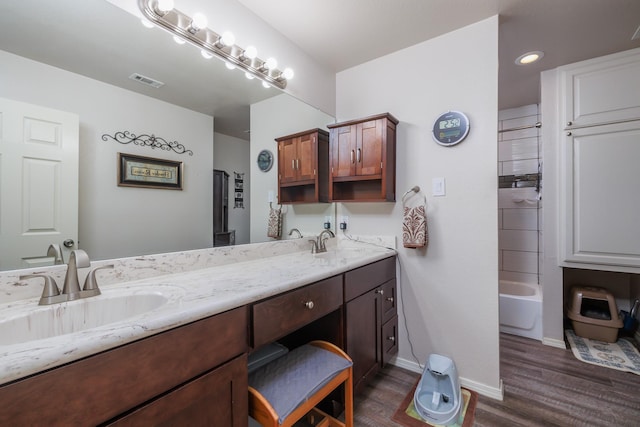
0, 285, 184, 346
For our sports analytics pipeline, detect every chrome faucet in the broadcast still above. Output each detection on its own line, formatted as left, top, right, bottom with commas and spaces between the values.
20, 249, 113, 305
288, 228, 303, 238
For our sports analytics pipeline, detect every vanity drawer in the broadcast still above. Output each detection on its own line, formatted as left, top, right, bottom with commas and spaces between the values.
344, 256, 396, 301
252, 275, 343, 348
381, 315, 399, 365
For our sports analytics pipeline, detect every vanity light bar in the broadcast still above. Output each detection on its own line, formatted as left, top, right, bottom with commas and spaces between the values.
138, 0, 292, 89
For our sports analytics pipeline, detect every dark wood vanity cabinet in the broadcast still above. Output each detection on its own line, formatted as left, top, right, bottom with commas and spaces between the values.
276, 128, 329, 204
327, 113, 398, 202
344, 256, 398, 394
0, 307, 249, 427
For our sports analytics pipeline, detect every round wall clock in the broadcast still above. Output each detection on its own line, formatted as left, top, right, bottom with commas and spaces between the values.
257, 149, 274, 172
432, 111, 470, 146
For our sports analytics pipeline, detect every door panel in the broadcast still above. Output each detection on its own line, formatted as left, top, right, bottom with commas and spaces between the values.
0, 98, 79, 270
331, 125, 356, 177
297, 132, 316, 181
357, 120, 383, 176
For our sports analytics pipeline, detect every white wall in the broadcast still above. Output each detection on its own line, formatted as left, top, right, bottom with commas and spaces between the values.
250, 94, 335, 242
335, 17, 502, 398
214, 132, 250, 244
0, 50, 214, 261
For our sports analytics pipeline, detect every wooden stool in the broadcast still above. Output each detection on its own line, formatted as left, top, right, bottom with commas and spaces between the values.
248, 340, 353, 427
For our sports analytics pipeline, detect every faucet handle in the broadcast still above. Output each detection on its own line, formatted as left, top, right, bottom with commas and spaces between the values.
82, 264, 114, 296
19, 274, 65, 305
308, 239, 319, 254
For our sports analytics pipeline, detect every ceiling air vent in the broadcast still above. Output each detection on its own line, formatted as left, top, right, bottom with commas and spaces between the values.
129, 73, 164, 88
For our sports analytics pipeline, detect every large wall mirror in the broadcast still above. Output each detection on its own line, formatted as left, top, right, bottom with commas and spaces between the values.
0, 0, 335, 271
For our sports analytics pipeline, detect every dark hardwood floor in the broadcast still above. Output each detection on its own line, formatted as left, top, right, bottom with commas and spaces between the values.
353, 333, 640, 426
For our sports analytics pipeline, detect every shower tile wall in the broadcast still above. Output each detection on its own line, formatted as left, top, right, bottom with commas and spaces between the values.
498, 104, 541, 285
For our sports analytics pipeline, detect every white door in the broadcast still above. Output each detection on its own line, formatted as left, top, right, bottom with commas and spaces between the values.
0, 98, 79, 270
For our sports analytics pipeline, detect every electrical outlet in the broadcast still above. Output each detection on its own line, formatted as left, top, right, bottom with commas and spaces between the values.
340, 216, 349, 230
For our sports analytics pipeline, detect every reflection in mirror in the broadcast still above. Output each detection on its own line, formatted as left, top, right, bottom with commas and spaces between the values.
0, 0, 335, 272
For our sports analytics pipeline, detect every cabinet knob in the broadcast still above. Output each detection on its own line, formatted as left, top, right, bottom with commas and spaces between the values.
386, 296, 394, 302
375, 289, 384, 295
350, 150, 355, 164
304, 301, 315, 309
567, 121, 573, 126
387, 336, 395, 342
292, 159, 295, 170
357, 148, 361, 163
566, 131, 572, 136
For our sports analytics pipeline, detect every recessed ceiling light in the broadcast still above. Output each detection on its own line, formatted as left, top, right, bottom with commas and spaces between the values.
515, 51, 544, 65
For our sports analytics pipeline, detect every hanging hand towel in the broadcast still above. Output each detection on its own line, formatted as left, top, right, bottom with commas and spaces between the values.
403, 205, 428, 248
267, 204, 282, 239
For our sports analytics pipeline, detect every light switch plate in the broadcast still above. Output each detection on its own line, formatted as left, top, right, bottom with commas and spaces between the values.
432, 177, 446, 196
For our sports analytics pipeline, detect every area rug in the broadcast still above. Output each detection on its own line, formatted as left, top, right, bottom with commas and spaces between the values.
391, 379, 477, 427
565, 329, 640, 375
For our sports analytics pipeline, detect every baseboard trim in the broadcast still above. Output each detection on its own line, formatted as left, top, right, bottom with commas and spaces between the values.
542, 336, 567, 349
391, 357, 505, 401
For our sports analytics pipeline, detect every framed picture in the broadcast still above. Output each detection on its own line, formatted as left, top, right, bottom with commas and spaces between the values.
118, 153, 183, 190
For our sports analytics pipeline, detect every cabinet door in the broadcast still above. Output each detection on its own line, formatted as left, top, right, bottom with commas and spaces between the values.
278, 137, 298, 183
109, 354, 248, 427
560, 121, 640, 268
345, 288, 381, 394
562, 50, 640, 128
297, 132, 317, 181
331, 125, 357, 177
356, 119, 383, 176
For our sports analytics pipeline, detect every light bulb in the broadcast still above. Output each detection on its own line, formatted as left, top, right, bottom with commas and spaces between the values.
156, 0, 174, 13
244, 46, 257, 60
265, 57, 278, 70
226, 62, 236, 70
201, 50, 213, 59
262, 81, 271, 89
282, 68, 294, 80
220, 31, 235, 47
245, 72, 254, 80
191, 13, 208, 31
141, 18, 154, 28
173, 35, 185, 45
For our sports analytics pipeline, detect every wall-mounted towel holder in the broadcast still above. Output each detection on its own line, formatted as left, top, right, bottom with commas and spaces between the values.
402, 185, 426, 207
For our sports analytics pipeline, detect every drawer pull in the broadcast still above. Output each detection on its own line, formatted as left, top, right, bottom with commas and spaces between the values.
305, 301, 315, 309
386, 296, 394, 302
387, 336, 395, 342
375, 289, 384, 295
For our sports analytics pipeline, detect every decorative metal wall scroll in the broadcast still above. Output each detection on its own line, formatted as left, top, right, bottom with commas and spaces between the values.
234, 172, 244, 208
102, 131, 193, 155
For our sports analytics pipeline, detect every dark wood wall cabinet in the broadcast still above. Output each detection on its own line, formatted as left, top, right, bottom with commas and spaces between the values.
327, 113, 398, 202
276, 128, 329, 204
0, 256, 397, 425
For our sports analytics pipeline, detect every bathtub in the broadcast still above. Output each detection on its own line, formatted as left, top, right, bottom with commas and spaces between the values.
499, 280, 542, 340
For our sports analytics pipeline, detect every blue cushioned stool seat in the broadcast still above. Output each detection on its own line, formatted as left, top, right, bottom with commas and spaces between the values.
248, 341, 353, 427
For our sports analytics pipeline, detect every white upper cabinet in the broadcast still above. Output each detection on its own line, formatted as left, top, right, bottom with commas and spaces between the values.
561, 48, 640, 129
551, 48, 640, 272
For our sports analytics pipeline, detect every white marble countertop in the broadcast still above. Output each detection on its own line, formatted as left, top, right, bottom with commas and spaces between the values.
0, 239, 395, 386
